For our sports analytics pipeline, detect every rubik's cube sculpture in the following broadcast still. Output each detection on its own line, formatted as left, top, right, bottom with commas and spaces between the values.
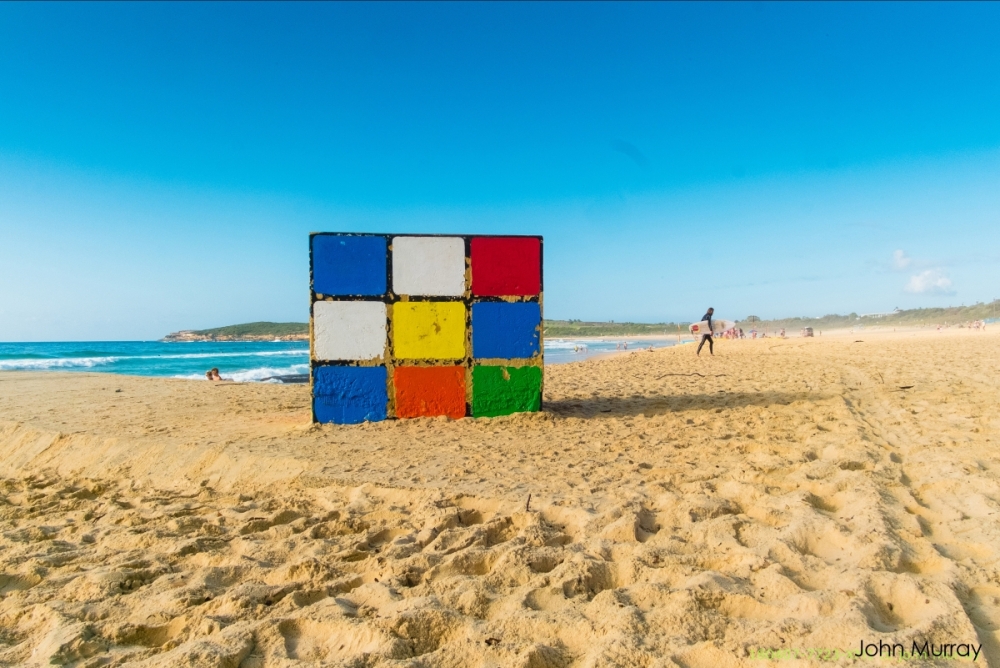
310, 233, 543, 424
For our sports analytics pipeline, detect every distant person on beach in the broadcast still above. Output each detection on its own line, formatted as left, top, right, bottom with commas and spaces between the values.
206, 368, 222, 381
696, 307, 715, 356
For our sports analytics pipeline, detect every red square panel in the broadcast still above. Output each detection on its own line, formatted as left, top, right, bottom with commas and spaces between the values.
471, 237, 541, 296
394, 366, 467, 418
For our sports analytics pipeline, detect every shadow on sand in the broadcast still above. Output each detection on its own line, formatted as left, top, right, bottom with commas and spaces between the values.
544, 390, 819, 419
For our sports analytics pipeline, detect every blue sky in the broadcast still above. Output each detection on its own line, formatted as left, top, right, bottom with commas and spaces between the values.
1, 2, 998, 341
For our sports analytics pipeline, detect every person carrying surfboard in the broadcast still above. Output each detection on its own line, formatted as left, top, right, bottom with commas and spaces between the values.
696, 307, 715, 356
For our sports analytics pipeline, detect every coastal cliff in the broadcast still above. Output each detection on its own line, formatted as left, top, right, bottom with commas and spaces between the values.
162, 322, 309, 342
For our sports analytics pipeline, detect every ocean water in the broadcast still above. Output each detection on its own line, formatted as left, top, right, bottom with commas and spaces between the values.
0, 338, 679, 382
0, 341, 311, 382
542, 338, 678, 364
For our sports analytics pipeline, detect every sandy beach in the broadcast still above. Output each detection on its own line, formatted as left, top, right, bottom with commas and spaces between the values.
1, 328, 998, 666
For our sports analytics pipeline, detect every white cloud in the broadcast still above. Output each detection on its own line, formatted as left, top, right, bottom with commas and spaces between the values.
893, 249, 912, 270
905, 268, 955, 295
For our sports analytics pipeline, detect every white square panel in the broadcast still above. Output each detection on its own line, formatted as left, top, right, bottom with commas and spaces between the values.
312, 301, 387, 361
391, 236, 466, 296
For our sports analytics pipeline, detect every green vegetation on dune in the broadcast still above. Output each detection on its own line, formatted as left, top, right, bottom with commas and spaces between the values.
543, 320, 680, 337
190, 322, 309, 337
746, 300, 1000, 331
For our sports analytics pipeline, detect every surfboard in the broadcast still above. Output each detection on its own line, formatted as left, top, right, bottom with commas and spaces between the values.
712, 319, 735, 333
689, 319, 734, 335
689, 320, 710, 335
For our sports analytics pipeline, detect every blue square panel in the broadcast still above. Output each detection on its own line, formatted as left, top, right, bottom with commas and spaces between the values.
313, 366, 388, 424
312, 234, 387, 296
471, 302, 541, 359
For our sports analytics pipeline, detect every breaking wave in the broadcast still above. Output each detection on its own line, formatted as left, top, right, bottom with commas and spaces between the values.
173, 363, 310, 383
0, 350, 307, 372
0, 357, 119, 370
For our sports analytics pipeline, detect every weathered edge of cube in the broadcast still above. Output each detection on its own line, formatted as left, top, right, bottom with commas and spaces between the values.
309, 233, 544, 424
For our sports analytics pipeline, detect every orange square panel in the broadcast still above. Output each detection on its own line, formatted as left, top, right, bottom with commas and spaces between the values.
394, 366, 466, 418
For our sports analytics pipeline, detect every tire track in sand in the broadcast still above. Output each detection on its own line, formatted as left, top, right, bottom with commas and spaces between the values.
838, 361, 1000, 665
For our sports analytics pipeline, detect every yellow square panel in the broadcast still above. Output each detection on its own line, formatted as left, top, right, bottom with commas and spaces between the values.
393, 302, 466, 360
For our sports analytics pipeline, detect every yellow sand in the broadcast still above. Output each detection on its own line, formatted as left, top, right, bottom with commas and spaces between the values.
1, 328, 998, 666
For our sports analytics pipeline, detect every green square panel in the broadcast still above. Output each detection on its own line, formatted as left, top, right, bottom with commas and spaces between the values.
472, 365, 542, 417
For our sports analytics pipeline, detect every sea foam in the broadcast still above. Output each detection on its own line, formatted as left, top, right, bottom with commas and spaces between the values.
0, 356, 119, 370
173, 363, 310, 383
